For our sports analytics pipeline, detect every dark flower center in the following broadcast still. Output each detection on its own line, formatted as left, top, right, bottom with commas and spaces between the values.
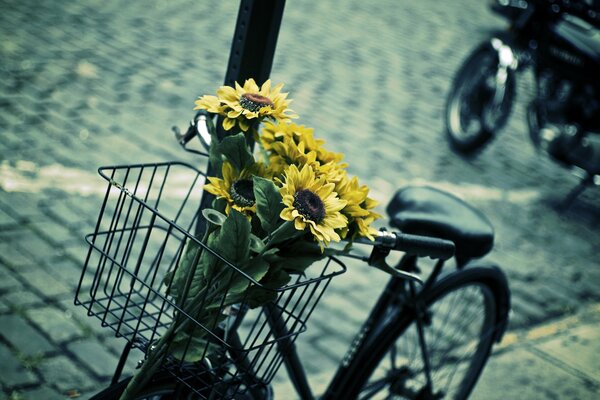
240, 93, 274, 112
230, 179, 255, 207
293, 189, 326, 223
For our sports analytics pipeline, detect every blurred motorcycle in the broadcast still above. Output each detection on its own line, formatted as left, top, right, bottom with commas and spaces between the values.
444, 0, 600, 206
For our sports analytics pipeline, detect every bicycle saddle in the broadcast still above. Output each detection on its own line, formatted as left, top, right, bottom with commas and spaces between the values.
386, 186, 494, 260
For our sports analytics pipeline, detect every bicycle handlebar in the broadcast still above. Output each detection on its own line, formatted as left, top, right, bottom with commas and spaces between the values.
356, 230, 455, 260
172, 111, 212, 152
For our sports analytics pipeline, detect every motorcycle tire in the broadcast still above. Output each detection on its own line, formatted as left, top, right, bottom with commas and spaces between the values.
445, 44, 516, 154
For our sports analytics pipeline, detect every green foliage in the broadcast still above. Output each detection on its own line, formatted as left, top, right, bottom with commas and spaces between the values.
268, 221, 304, 246
213, 209, 251, 267
218, 133, 254, 172
253, 176, 285, 233
160, 120, 331, 366
169, 334, 221, 363
267, 239, 325, 274
208, 129, 223, 173
164, 238, 202, 300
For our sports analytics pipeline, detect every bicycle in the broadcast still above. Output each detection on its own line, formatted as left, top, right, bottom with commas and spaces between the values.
74, 108, 511, 399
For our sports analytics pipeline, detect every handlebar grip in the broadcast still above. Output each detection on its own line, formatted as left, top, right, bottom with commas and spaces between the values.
393, 232, 455, 260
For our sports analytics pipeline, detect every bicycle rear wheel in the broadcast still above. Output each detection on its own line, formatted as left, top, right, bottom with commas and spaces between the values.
344, 267, 508, 400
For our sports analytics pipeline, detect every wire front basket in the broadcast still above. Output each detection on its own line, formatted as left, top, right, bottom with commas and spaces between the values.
75, 161, 345, 398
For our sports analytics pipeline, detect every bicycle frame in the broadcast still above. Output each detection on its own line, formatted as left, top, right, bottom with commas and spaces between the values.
263, 252, 447, 400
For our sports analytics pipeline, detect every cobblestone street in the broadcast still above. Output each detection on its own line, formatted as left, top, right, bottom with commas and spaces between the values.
1, 0, 599, 399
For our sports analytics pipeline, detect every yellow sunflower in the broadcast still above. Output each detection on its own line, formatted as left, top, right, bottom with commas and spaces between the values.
336, 175, 374, 216
315, 160, 347, 184
194, 79, 297, 132
260, 121, 320, 151
260, 121, 345, 166
353, 196, 381, 240
279, 164, 347, 247
204, 161, 270, 215
334, 174, 381, 240
268, 136, 319, 176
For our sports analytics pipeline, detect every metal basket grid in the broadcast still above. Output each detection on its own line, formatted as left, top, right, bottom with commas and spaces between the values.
74, 161, 346, 396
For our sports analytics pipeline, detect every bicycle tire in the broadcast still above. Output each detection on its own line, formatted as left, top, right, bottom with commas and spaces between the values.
341, 266, 509, 400
445, 44, 515, 154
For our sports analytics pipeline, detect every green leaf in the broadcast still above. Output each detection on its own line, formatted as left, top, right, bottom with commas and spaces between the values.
202, 208, 227, 226
228, 257, 270, 294
249, 234, 265, 253
277, 255, 320, 274
245, 257, 270, 282
253, 176, 285, 233
261, 267, 292, 288
214, 209, 251, 266
218, 133, 254, 172
170, 318, 223, 362
268, 221, 304, 246
242, 267, 292, 308
279, 240, 322, 257
212, 197, 228, 215
269, 239, 327, 274
166, 238, 202, 298
208, 130, 223, 172
197, 230, 221, 288
261, 247, 280, 262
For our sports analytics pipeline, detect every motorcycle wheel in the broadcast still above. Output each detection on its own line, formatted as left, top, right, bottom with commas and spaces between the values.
445, 45, 516, 154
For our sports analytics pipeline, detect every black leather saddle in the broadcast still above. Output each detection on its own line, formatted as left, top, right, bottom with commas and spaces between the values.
386, 186, 494, 260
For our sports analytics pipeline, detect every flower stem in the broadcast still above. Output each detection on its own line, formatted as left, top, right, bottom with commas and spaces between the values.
118, 324, 173, 400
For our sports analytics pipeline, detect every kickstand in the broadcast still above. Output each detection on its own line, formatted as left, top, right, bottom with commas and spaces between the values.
560, 172, 595, 211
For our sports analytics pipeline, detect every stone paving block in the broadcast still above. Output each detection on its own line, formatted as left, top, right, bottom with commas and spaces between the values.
0, 345, 38, 388
62, 241, 90, 266
45, 257, 84, 286
312, 333, 352, 366
309, 307, 358, 345
59, 298, 114, 339
67, 339, 120, 378
16, 268, 72, 298
2, 291, 44, 309
27, 307, 84, 344
14, 386, 63, 400
13, 231, 64, 265
0, 192, 43, 222
290, 338, 339, 376
0, 207, 18, 227
509, 292, 550, 329
38, 355, 97, 394
473, 347, 599, 400
0, 315, 54, 356
0, 240, 37, 269
0, 267, 24, 292
39, 196, 92, 229
535, 325, 600, 384
26, 219, 75, 246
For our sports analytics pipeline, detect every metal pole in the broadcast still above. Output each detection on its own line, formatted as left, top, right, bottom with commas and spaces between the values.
196, 0, 286, 235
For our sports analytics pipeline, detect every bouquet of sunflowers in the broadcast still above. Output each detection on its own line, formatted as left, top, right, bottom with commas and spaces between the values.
120, 79, 379, 399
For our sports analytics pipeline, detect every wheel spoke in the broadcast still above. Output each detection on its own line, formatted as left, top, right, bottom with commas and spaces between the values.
360, 375, 393, 399
355, 273, 501, 400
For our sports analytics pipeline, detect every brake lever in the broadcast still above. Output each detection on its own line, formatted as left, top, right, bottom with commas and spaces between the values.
172, 111, 213, 154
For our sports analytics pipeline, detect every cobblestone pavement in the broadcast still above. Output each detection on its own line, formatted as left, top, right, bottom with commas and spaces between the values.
1, 0, 599, 398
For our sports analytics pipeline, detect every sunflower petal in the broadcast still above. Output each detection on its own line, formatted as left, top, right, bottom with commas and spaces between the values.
223, 117, 236, 131
217, 86, 238, 102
